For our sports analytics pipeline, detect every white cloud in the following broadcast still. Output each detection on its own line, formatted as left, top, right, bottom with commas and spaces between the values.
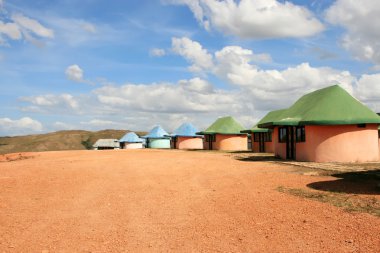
171, 38, 356, 110
356, 73, 380, 102
178, 77, 213, 93
325, 0, 380, 65
166, 0, 324, 39
11, 13, 54, 38
0, 4, 54, 46
0, 117, 43, 136
171, 37, 213, 72
65, 64, 84, 82
80, 119, 117, 127
150, 48, 166, 57
20, 93, 80, 114
65, 64, 93, 85
0, 21, 22, 40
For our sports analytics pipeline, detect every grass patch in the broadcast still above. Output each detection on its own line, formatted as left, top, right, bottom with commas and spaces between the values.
277, 186, 380, 217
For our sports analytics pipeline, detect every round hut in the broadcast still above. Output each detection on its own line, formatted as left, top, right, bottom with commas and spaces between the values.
143, 125, 171, 149
171, 123, 203, 149
119, 132, 144, 149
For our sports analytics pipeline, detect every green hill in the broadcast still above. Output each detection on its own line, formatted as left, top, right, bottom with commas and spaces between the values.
0, 130, 147, 155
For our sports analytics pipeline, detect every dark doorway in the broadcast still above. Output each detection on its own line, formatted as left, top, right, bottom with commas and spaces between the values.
286, 126, 296, 160
259, 133, 265, 152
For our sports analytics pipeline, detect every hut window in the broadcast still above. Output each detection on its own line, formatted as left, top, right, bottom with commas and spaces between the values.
357, 124, 366, 128
206, 135, 216, 142
296, 126, 306, 142
264, 132, 272, 142
278, 127, 287, 143
378, 130, 380, 139
253, 133, 260, 142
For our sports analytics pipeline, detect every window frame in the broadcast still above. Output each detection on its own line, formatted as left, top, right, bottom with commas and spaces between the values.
278, 127, 287, 143
296, 126, 306, 142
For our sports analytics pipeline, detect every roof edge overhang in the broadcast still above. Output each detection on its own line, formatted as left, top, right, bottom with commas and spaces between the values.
197, 131, 247, 135
172, 135, 204, 138
259, 119, 380, 128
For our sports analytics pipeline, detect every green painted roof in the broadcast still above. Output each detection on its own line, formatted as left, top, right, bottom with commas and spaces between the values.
197, 116, 246, 135
241, 125, 271, 133
258, 85, 380, 127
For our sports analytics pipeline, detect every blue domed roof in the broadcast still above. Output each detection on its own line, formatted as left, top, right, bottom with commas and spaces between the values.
172, 123, 202, 137
119, 132, 144, 143
143, 125, 170, 139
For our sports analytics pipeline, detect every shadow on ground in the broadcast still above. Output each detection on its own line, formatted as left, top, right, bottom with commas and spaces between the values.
233, 153, 282, 162
307, 170, 380, 195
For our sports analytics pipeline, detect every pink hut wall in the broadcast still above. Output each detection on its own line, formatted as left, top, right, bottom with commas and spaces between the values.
251, 135, 274, 153
273, 127, 287, 159
298, 125, 379, 162
274, 124, 379, 162
214, 134, 248, 151
176, 137, 203, 150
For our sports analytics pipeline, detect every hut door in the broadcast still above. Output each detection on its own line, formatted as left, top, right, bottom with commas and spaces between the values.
208, 135, 213, 150
259, 133, 265, 153
286, 126, 296, 159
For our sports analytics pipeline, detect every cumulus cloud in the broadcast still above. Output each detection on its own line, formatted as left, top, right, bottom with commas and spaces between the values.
166, 0, 324, 39
354, 73, 380, 113
325, 0, 380, 65
171, 37, 213, 72
94, 79, 243, 114
65, 64, 93, 85
20, 93, 80, 114
171, 37, 357, 110
65, 65, 84, 82
150, 48, 166, 57
0, 117, 43, 136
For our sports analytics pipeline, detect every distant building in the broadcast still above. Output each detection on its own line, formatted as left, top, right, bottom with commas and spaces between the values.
242, 125, 274, 153
119, 132, 144, 149
258, 85, 380, 162
170, 123, 203, 150
143, 125, 171, 149
93, 139, 120, 150
197, 116, 248, 151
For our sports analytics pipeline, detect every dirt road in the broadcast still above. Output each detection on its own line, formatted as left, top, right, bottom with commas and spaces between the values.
0, 150, 379, 252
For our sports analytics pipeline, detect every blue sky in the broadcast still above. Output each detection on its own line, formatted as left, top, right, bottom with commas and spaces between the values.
1, 0, 380, 136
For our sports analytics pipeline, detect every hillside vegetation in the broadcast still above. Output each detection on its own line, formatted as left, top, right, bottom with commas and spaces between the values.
0, 130, 147, 154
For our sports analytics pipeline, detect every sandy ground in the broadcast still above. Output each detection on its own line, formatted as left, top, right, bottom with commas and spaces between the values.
0, 149, 379, 253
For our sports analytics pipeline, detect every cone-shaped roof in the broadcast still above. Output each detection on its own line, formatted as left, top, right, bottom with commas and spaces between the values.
172, 123, 202, 137
197, 116, 246, 135
258, 85, 380, 128
143, 125, 170, 139
119, 132, 144, 143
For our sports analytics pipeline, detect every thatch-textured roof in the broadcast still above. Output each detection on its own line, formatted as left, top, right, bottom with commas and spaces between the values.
93, 139, 120, 148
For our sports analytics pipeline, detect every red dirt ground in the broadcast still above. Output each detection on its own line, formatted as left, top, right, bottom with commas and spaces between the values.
0, 149, 379, 252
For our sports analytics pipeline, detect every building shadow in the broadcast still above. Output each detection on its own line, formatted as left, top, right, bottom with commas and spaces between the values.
233, 153, 281, 162
307, 170, 380, 195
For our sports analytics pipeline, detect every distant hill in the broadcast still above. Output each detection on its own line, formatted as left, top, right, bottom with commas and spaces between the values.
0, 130, 147, 154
